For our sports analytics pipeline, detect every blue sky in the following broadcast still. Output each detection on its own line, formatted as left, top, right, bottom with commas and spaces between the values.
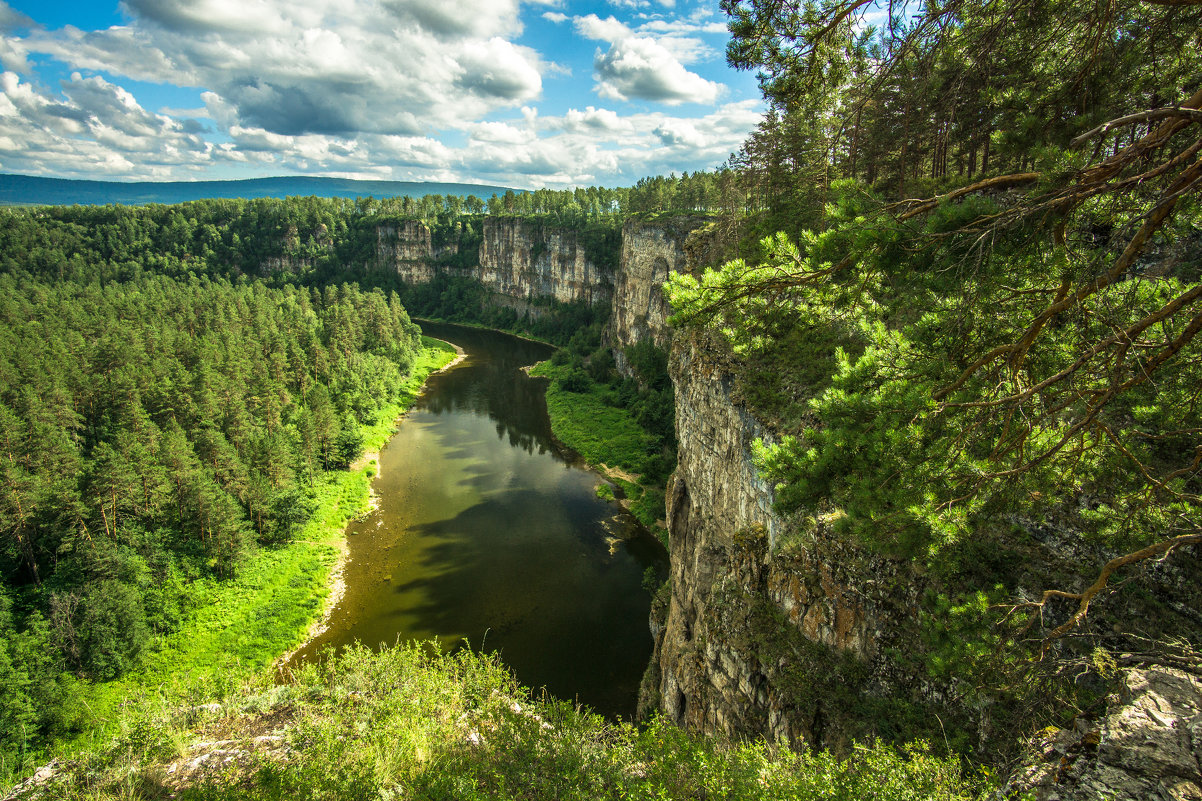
0, 0, 764, 187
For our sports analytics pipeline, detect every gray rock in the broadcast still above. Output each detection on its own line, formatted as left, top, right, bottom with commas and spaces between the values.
1004, 667, 1202, 801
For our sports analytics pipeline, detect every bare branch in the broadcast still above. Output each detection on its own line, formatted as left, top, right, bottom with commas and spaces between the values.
1027, 534, 1202, 648
1071, 107, 1202, 147
896, 173, 1042, 221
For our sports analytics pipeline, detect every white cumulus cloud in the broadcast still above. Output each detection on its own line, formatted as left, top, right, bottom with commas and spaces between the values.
0, 0, 759, 186
573, 13, 721, 106
23, 0, 546, 136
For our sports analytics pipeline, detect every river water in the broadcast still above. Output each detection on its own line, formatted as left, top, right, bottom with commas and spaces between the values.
288, 321, 664, 717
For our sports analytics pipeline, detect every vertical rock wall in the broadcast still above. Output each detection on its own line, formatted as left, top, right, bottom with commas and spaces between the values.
371, 217, 613, 309
610, 219, 693, 353
645, 329, 924, 751
478, 217, 611, 306
375, 220, 439, 284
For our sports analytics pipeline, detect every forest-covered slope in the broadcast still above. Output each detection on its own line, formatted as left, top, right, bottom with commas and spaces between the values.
0, 272, 453, 775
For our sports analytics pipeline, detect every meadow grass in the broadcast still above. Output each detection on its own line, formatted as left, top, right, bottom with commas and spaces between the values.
530, 361, 668, 534
531, 362, 655, 473
26, 644, 993, 801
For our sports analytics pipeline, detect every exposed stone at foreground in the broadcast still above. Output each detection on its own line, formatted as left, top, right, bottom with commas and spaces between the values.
1004, 667, 1202, 801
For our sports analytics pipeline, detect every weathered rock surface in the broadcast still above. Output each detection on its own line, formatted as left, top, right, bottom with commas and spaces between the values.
478, 217, 611, 307
607, 217, 727, 376
1004, 667, 1202, 800
375, 220, 439, 284
371, 217, 612, 310
609, 218, 702, 354
259, 223, 332, 274
645, 329, 922, 751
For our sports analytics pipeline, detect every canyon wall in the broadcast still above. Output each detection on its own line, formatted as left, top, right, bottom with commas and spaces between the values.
372, 218, 612, 309
607, 217, 726, 376
478, 218, 611, 306
641, 329, 926, 750
375, 220, 441, 284
277, 212, 1200, 772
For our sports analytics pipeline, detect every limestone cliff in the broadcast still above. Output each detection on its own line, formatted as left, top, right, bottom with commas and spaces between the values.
644, 329, 926, 751
609, 219, 699, 353
478, 217, 611, 306
259, 223, 332, 274
374, 220, 440, 284
371, 218, 612, 310
607, 217, 726, 375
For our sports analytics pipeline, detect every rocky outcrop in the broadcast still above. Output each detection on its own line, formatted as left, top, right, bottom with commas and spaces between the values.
609, 219, 700, 354
260, 223, 332, 274
607, 218, 727, 376
646, 329, 923, 751
1005, 667, 1202, 800
375, 220, 439, 284
478, 217, 610, 306
372, 217, 612, 310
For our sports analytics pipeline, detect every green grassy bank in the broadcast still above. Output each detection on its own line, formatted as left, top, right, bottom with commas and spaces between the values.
31, 338, 459, 772
530, 360, 668, 536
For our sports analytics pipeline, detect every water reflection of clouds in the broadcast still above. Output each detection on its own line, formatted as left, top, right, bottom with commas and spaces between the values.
303, 321, 667, 718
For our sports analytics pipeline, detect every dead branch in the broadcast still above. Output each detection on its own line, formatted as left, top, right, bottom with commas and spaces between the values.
1071, 107, 1202, 147
895, 172, 1042, 221
1023, 533, 1202, 650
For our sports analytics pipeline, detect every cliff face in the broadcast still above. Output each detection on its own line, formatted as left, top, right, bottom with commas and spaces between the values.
375, 220, 440, 285
610, 220, 693, 353
259, 224, 332, 275
608, 217, 726, 377
644, 329, 925, 751
478, 217, 610, 306
372, 218, 611, 309
644, 257, 1202, 765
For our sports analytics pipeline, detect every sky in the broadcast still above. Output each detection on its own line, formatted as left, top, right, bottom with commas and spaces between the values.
0, 0, 765, 188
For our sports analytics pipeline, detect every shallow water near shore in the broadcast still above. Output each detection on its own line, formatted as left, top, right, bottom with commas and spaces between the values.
287, 321, 664, 718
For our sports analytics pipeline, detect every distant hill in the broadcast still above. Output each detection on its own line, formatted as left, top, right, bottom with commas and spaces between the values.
0, 174, 519, 207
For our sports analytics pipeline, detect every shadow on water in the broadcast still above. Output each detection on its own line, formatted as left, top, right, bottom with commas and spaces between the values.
288, 321, 666, 719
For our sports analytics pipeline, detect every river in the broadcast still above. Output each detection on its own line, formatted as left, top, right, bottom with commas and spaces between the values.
288, 321, 665, 718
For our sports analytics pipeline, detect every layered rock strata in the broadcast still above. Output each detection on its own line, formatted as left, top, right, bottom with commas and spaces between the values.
372, 218, 612, 309
478, 218, 610, 306
607, 217, 726, 375
375, 220, 440, 285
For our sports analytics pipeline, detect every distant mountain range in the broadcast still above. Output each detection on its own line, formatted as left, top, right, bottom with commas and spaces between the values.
0, 174, 519, 207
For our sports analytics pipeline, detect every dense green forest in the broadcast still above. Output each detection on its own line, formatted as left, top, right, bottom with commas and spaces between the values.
0, 182, 685, 780
0, 273, 432, 769
0, 173, 734, 287
687, 0, 1202, 568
